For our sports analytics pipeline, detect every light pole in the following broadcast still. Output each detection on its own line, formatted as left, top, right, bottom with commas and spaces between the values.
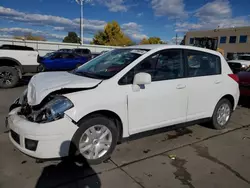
76, 0, 85, 45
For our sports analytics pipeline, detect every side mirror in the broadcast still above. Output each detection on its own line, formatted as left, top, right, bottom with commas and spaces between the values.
132, 72, 151, 92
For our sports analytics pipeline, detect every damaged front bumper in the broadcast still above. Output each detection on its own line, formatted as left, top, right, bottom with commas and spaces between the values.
7, 107, 78, 159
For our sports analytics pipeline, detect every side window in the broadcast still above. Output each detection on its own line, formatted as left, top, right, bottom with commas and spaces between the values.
220, 36, 227, 44
61, 53, 73, 59
239, 35, 247, 43
186, 50, 221, 77
119, 49, 184, 85
53, 53, 62, 59
190, 38, 194, 44
154, 50, 184, 81
229, 36, 237, 43
118, 53, 159, 85
67, 54, 75, 58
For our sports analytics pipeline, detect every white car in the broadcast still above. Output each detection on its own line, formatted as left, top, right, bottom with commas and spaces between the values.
228, 54, 250, 73
7, 45, 240, 164
0, 45, 39, 88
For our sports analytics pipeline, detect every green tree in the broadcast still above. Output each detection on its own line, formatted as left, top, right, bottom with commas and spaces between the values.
63, 32, 81, 43
91, 21, 133, 46
140, 37, 164, 44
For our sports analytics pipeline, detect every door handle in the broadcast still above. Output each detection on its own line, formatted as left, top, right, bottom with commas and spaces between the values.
214, 80, 222, 84
176, 84, 186, 89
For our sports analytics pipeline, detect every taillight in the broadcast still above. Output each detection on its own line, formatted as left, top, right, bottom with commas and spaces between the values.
228, 74, 239, 83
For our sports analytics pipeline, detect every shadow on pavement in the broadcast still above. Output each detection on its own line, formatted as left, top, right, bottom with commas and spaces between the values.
238, 97, 250, 109
17, 75, 33, 87
35, 141, 101, 188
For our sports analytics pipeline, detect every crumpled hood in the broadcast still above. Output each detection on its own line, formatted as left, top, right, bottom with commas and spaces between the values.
27, 72, 102, 106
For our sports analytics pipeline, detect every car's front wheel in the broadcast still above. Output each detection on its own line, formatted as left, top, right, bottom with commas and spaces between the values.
211, 98, 232, 129
71, 115, 118, 165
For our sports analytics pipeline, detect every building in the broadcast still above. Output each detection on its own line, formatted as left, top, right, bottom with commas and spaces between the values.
185, 26, 250, 60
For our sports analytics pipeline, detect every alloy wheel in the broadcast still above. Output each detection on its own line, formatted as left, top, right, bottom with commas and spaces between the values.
78, 125, 112, 160
216, 103, 231, 126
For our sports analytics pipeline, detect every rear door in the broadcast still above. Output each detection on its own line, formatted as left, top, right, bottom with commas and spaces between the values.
184, 49, 223, 121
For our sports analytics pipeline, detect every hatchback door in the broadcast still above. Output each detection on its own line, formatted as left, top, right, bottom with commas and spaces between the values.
119, 49, 188, 135
184, 49, 223, 121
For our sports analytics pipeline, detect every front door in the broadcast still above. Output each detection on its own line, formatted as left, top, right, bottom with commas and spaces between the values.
119, 49, 188, 135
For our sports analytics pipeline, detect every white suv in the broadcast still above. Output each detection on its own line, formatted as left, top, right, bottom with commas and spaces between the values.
7, 45, 239, 164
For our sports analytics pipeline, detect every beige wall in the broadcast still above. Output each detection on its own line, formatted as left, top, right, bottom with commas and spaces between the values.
185, 27, 250, 57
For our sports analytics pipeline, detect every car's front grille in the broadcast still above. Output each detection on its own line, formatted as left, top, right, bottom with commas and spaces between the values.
10, 130, 20, 144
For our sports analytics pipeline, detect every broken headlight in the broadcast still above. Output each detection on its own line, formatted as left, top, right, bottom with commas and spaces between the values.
29, 96, 73, 123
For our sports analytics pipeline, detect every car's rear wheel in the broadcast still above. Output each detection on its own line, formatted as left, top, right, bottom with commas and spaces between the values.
37, 64, 45, 72
0, 66, 20, 88
211, 98, 232, 130
70, 115, 118, 165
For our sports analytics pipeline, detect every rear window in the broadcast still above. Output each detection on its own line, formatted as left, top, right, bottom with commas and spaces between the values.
238, 56, 250, 61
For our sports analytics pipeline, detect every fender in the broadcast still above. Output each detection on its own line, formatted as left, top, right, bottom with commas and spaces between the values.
0, 57, 23, 73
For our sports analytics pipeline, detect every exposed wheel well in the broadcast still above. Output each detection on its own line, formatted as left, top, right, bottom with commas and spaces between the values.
0, 58, 22, 73
220, 94, 235, 109
78, 110, 123, 143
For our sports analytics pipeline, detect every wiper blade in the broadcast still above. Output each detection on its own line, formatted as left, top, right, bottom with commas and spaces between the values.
74, 71, 108, 79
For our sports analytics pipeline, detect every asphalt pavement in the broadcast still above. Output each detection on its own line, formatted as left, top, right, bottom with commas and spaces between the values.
1, 84, 250, 188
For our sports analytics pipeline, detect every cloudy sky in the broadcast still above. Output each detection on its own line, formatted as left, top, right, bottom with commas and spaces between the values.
0, 0, 250, 44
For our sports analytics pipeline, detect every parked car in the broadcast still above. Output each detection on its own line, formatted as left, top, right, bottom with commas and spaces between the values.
0, 44, 39, 88
238, 67, 250, 96
7, 45, 239, 164
37, 52, 88, 72
227, 54, 250, 73
57, 48, 92, 61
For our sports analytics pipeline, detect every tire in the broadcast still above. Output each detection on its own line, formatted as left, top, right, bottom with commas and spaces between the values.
37, 64, 46, 72
211, 98, 232, 130
70, 115, 118, 165
0, 66, 20, 88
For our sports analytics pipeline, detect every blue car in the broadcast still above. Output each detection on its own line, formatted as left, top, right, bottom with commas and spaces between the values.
38, 52, 88, 72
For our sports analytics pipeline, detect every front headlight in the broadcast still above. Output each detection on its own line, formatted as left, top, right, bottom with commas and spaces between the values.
30, 96, 74, 123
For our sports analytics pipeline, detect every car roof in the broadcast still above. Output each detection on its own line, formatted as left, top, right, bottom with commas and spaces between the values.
123, 44, 222, 56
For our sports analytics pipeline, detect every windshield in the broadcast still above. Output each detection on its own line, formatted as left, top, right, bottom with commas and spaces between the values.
238, 56, 250, 61
43, 52, 54, 58
72, 48, 149, 79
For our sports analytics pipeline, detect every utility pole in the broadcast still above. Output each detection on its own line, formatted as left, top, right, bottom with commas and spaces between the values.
175, 33, 178, 45
76, 0, 84, 45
